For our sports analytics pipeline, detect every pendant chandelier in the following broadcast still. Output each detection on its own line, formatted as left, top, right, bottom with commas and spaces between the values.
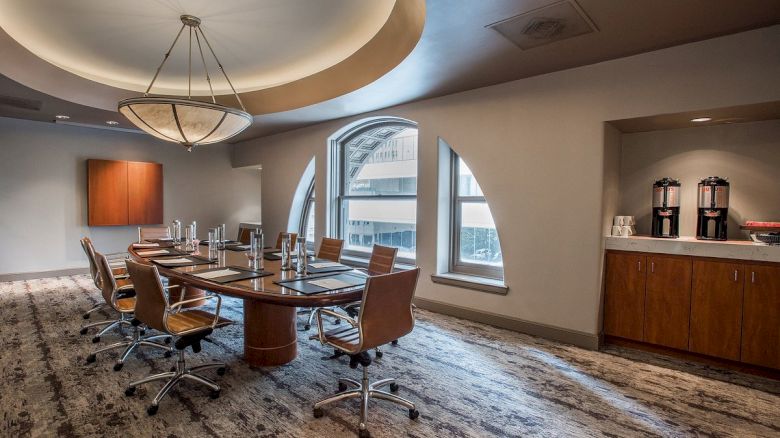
118, 15, 252, 151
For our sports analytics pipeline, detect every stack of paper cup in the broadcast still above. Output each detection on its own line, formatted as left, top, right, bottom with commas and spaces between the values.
612, 216, 636, 237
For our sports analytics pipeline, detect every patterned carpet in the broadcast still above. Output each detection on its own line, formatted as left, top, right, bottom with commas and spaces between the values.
1, 275, 779, 437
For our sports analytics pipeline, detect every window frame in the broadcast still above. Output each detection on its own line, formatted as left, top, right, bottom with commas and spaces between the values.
298, 179, 315, 248
330, 118, 418, 264
449, 153, 503, 280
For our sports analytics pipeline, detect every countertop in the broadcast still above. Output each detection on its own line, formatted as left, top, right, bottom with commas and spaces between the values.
604, 235, 780, 263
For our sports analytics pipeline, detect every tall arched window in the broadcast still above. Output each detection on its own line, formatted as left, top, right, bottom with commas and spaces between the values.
330, 118, 418, 262
288, 157, 315, 245
300, 181, 315, 243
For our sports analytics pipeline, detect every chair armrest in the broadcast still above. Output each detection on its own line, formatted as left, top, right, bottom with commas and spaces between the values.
313, 308, 358, 345
164, 284, 184, 302
167, 294, 223, 328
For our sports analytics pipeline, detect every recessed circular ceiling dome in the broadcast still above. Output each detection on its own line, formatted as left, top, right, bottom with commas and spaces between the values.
0, 0, 396, 96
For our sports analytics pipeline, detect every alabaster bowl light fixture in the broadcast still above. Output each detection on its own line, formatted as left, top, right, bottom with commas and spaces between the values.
118, 15, 252, 151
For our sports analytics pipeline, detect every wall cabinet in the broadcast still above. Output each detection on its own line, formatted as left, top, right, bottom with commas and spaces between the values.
604, 250, 780, 370
88, 159, 163, 226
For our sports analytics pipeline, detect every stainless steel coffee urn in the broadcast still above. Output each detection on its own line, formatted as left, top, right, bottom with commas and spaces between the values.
696, 176, 729, 241
651, 177, 680, 238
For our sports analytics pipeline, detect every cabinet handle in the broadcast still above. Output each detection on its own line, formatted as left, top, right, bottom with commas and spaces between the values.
734, 270, 738, 282
751, 271, 756, 284
651, 262, 655, 273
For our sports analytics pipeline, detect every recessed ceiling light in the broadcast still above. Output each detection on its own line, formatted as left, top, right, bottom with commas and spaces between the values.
55, 114, 70, 120
691, 117, 712, 122
106, 120, 119, 125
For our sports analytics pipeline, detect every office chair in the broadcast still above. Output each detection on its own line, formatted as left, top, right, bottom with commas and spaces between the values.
311, 268, 421, 438
84, 253, 172, 370
80, 237, 130, 321
300, 237, 344, 330
274, 231, 298, 250
123, 260, 232, 415
237, 222, 262, 244
139, 226, 171, 241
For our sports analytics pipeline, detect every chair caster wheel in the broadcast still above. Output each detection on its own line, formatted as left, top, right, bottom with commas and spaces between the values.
390, 382, 399, 392
375, 350, 383, 358
83, 313, 90, 320
313, 408, 323, 418
209, 390, 220, 400
164, 337, 171, 344
113, 362, 124, 372
334, 318, 341, 325
140, 329, 146, 336
304, 324, 311, 331
170, 366, 176, 372
164, 351, 172, 358
409, 409, 419, 420
124, 387, 136, 397
80, 327, 88, 335
359, 429, 371, 438
91, 336, 100, 343
85, 354, 96, 364
338, 382, 347, 392
391, 340, 398, 346
216, 367, 226, 376
147, 405, 158, 416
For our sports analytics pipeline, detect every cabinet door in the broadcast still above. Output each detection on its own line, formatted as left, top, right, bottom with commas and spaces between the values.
741, 264, 780, 369
644, 255, 692, 350
604, 252, 646, 341
127, 161, 163, 225
88, 159, 128, 226
690, 260, 744, 360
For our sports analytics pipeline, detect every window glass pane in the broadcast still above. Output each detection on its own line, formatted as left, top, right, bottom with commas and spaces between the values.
305, 200, 315, 243
343, 199, 416, 259
459, 201, 502, 266
457, 157, 484, 197
345, 128, 417, 196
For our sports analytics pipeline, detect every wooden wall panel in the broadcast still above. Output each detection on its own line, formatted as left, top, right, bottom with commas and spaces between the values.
88, 159, 128, 226
127, 161, 163, 225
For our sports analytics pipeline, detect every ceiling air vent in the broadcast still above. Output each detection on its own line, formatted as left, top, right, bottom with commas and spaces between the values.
487, 0, 597, 50
0, 94, 43, 111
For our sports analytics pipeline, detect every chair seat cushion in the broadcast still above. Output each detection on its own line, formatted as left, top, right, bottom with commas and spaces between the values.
115, 297, 136, 312
116, 277, 132, 288
323, 326, 361, 352
167, 309, 232, 335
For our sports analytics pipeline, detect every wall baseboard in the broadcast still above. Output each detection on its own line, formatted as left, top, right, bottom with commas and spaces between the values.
0, 267, 90, 282
414, 297, 600, 350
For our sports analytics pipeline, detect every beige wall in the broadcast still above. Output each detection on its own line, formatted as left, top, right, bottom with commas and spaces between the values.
231, 26, 780, 338
619, 119, 780, 239
0, 117, 262, 275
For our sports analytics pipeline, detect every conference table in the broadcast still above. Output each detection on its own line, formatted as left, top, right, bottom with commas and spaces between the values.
127, 242, 364, 367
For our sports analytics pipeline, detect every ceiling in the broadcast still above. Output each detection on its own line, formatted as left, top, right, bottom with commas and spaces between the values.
0, 0, 778, 142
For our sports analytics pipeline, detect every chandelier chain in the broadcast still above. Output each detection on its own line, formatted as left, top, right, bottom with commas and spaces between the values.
197, 26, 247, 112
194, 29, 216, 104
145, 23, 186, 96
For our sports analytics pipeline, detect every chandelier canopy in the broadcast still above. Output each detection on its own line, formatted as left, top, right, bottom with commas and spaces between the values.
118, 15, 251, 151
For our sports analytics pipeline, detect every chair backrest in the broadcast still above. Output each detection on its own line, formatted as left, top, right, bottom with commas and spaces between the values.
140, 227, 171, 241
125, 260, 169, 333
367, 244, 398, 275
237, 222, 262, 244
94, 251, 119, 306
358, 268, 420, 350
317, 237, 344, 262
274, 232, 298, 250
80, 237, 100, 288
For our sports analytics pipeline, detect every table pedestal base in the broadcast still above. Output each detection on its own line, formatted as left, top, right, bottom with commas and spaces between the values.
243, 300, 297, 366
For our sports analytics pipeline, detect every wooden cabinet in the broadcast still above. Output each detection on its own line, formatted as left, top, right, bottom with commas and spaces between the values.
689, 260, 744, 361
88, 159, 128, 226
88, 159, 163, 226
603, 252, 646, 341
741, 264, 780, 369
644, 255, 692, 350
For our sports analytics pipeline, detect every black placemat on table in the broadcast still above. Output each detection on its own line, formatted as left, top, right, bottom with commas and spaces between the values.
134, 247, 190, 258
186, 265, 273, 284
150, 255, 216, 268
274, 272, 366, 295
291, 259, 354, 274
224, 243, 251, 252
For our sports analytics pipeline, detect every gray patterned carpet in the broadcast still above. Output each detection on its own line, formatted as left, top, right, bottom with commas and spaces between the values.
1, 275, 779, 437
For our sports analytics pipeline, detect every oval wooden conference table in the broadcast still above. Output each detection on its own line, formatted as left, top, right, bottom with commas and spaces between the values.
128, 243, 364, 367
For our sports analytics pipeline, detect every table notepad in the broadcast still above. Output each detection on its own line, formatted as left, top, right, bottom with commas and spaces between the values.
309, 262, 342, 268
192, 269, 241, 279
153, 257, 193, 266
307, 278, 353, 289
137, 249, 172, 256
133, 243, 159, 248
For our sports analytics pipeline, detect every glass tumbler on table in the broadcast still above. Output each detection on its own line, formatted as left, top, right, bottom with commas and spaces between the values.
248, 231, 264, 270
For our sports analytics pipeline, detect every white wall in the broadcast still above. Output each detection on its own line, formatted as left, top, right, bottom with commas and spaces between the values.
231, 26, 780, 338
0, 118, 262, 275
619, 119, 780, 239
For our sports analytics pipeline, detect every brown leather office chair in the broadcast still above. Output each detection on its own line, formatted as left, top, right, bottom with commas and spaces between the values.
80, 237, 130, 321
311, 268, 421, 438
300, 238, 345, 330
237, 222, 262, 244
123, 260, 231, 415
139, 226, 171, 241
84, 252, 172, 370
274, 231, 298, 250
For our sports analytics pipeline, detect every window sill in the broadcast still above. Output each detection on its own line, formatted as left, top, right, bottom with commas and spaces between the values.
430, 273, 508, 295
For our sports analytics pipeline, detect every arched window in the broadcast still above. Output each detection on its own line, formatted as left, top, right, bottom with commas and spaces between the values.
329, 118, 418, 262
451, 153, 503, 279
288, 157, 315, 245
300, 181, 315, 243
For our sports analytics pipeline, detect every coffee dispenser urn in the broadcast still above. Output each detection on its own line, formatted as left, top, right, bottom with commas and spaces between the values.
651, 177, 680, 238
696, 176, 729, 241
